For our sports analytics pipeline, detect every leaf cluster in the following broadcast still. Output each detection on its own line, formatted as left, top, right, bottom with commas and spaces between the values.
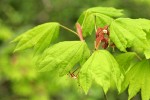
12, 7, 150, 100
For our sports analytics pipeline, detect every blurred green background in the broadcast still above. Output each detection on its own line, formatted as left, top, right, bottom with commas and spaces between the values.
0, 0, 150, 100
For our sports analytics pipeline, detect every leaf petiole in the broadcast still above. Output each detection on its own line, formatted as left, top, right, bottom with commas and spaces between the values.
135, 53, 142, 61
94, 15, 97, 33
60, 24, 78, 36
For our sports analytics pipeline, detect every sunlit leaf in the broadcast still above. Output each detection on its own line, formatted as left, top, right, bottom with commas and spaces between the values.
135, 18, 150, 44
77, 7, 124, 37
36, 41, 90, 76
122, 60, 150, 100
78, 12, 95, 37
79, 50, 123, 94
135, 18, 150, 32
12, 22, 60, 54
109, 18, 150, 58
115, 52, 138, 74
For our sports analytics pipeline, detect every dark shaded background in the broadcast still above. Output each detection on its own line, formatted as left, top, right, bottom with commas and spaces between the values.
0, 0, 150, 100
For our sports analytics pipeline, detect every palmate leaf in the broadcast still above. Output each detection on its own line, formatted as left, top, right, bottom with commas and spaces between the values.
135, 18, 150, 32
135, 19, 150, 45
79, 50, 123, 94
12, 22, 60, 54
115, 52, 138, 74
77, 7, 124, 37
109, 18, 150, 59
36, 41, 90, 76
121, 60, 150, 100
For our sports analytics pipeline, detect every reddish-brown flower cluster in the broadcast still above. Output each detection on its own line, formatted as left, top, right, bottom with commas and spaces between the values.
95, 25, 109, 50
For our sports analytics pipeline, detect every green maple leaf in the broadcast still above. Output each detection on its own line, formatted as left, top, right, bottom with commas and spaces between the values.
77, 7, 124, 37
122, 59, 150, 100
135, 18, 150, 46
79, 50, 123, 94
12, 22, 60, 54
109, 18, 150, 59
135, 18, 150, 32
36, 41, 90, 76
115, 52, 138, 74
134, 18, 150, 43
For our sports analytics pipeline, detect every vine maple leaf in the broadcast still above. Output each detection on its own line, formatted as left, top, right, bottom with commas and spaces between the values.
77, 7, 123, 37
79, 50, 123, 94
121, 60, 150, 100
109, 18, 150, 59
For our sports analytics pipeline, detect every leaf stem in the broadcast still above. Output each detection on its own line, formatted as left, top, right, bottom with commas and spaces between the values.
135, 53, 142, 61
94, 15, 97, 32
103, 90, 108, 100
72, 67, 80, 74
60, 24, 78, 36
104, 94, 108, 100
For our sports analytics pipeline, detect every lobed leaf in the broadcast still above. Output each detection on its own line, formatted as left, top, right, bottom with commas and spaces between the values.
135, 18, 150, 32
77, 7, 124, 37
79, 50, 123, 94
109, 18, 150, 58
12, 22, 60, 54
78, 12, 95, 37
87, 7, 123, 17
135, 19, 150, 53
36, 41, 90, 76
122, 60, 150, 100
115, 52, 138, 74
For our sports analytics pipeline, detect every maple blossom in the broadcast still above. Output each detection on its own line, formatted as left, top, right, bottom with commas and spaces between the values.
95, 25, 109, 50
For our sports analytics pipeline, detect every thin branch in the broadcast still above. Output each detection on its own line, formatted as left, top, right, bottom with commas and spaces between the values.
60, 24, 78, 36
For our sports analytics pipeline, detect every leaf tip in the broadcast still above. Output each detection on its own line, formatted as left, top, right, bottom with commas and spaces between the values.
83, 88, 89, 95
13, 48, 19, 53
